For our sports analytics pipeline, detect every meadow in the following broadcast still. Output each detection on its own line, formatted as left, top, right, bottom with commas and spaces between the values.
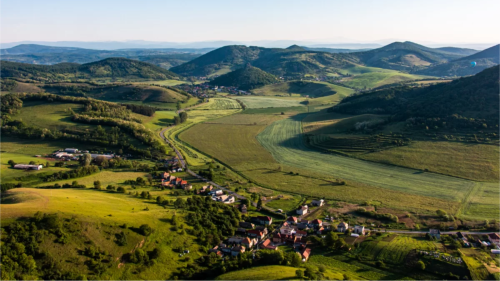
236, 96, 307, 108
215, 265, 299, 280
338, 66, 430, 89
1, 187, 202, 280
179, 113, 462, 214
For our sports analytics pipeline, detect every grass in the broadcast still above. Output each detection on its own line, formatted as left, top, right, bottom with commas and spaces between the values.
460, 182, 500, 220
180, 113, 461, 214
197, 98, 242, 110
303, 112, 388, 134
355, 235, 437, 264
215, 265, 299, 280
309, 255, 401, 280
0, 187, 201, 279
236, 96, 307, 109
358, 141, 499, 182
241, 106, 308, 115
133, 79, 187, 86
460, 248, 492, 280
257, 115, 475, 203
265, 195, 303, 212
339, 66, 430, 89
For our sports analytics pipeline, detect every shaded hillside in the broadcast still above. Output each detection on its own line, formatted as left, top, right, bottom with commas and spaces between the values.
253, 81, 344, 97
170, 45, 358, 77
435, 47, 478, 56
209, 65, 278, 90
352, 41, 470, 71
416, 45, 499, 77
331, 66, 499, 131
1, 58, 180, 81
0, 44, 84, 55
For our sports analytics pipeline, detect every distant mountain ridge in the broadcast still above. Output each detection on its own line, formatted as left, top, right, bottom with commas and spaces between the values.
1, 57, 180, 81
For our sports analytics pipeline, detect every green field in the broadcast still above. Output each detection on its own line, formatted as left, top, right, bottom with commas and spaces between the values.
133, 79, 187, 86
236, 96, 307, 108
197, 98, 242, 110
339, 66, 430, 89
215, 265, 299, 280
1, 187, 201, 279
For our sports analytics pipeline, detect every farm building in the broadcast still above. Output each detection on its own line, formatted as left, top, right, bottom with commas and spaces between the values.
90, 154, 114, 159
64, 148, 78, 153
354, 225, 365, 235
311, 199, 324, 206
296, 205, 308, 215
13, 164, 43, 170
337, 222, 348, 232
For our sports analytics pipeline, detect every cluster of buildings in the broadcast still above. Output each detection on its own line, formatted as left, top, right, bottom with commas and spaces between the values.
418, 250, 463, 264
13, 164, 43, 170
296, 199, 325, 216
52, 148, 115, 161
160, 172, 192, 191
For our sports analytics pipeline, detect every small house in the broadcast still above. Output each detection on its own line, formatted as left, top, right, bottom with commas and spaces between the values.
488, 233, 500, 245
301, 248, 312, 261
228, 236, 244, 244
280, 226, 297, 236
247, 229, 264, 240
240, 204, 248, 213
257, 216, 272, 225
162, 172, 170, 179
311, 199, 324, 207
337, 222, 348, 233
272, 233, 282, 244
231, 245, 245, 256
295, 230, 307, 238
296, 205, 308, 215
354, 225, 365, 235
286, 216, 298, 224
311, 219, 323, 227
261, 239, 278, 250
241, 237, 255, 248
239, 221, 255, 229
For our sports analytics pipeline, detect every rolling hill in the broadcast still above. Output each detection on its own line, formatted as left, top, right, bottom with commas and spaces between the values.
416, 44, 499, 77
1, 58, 180, 81
209, 64, 278, 90
170, 44, 359, 77
0, 44, 85, 55
332, 66, 499, 129
351, 41, 473, 71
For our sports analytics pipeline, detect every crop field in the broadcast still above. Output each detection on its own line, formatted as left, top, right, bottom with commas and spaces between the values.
197, 98, 242, 110
180, 114, 461, 214
215, 265, 300, 280
265, 195, 303, 212
355, 235, 437, 264
236, 96, 307, 108
138, 110, 177, 132
241, 106, 308, 115
460, 182, 500, 220
339, 66, 430, 89
303, 112, 388, 134
460, 249, 492, 280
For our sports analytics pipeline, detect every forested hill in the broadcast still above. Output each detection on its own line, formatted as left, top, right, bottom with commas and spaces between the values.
170, 45, 358, 77
331, 66, 499, 130
415, 44, 499, 77
351, 41, 473, 71
209, 65, 278, 90
0, 58, 180, 81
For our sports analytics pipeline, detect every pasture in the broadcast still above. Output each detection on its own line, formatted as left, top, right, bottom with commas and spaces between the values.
197, 98, 242, 110
215, 265, 299, 280
358, 141, 499, 182
180, 113, 461, 214
339, 66, 430, 89
236, 96, 307, 108
133, 79, 187, 86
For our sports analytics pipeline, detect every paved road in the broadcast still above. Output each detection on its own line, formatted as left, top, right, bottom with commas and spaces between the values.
159, 127, 246, 200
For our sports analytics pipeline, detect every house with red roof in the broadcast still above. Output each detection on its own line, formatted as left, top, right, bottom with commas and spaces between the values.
273, 233, 282, 244
295, 230, 307, 238
261, 239, 278, 250
257, 216, 272, 225
162, 172, 170, 179
247, 229, 264, 240
301, 248, 312, 261
311, 219, 323, 227
286, 216, 298, 224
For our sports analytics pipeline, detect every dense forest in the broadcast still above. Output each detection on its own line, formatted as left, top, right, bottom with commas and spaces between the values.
209, 65, 278, 90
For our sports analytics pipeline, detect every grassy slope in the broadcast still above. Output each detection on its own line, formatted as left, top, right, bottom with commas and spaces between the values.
237, 96, 307, 108
340, 66, 430, 89
180, 113, 461, 214
0, 187, 200, 280
13, 101, 91, 130
215, 265, 299, 280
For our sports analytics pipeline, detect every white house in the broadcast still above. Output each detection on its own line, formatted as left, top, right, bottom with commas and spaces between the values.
280, 226, 297, 236
354, 225, 365, 235
210, 189, 224, 196
311, 199, 325, 207
13, 164, 43, 170
64, 148, 79, 153
296, 205, 308, 215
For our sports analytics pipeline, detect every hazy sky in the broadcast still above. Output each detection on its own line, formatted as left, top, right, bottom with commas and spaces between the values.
1, 0, 499, 44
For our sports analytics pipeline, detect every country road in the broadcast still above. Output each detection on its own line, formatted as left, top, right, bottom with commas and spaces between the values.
159, 127, 246, 200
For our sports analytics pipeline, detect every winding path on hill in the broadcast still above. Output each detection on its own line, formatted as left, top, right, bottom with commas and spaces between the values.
256, 115, 478, 203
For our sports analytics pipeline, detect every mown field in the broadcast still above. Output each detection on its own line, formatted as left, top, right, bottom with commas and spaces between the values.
180, 113, 464, 214
339, 66, 430, 89
215, 265, 299, 280
236, 96, 307, 109
358, 141, 499, 182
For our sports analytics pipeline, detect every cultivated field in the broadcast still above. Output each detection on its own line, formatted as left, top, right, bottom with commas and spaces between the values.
339, 66, 430, 89
215, 265, 299, 280
197, 98, 242, 110
236, 96, 307, 109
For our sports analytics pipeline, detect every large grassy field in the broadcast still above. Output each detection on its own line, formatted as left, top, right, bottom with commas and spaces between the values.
257, 115, 475, 202
215, 265, 300, 280
180, 113, 464, 214
358, 141, 499, 182
339, 66, 430, 89
1, 187, 201, 280
236, 96, 307, 109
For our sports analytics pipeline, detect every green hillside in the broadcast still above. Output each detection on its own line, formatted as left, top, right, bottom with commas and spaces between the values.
352, 41, 469, 71
332, 66, 499, 131
215, 265, 299, 280
416, 44, 499, 77
209, 65, 278, 90
1, 58, 180, 81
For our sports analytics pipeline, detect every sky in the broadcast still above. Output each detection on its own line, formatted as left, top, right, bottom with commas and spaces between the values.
1, 0, 499, 45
